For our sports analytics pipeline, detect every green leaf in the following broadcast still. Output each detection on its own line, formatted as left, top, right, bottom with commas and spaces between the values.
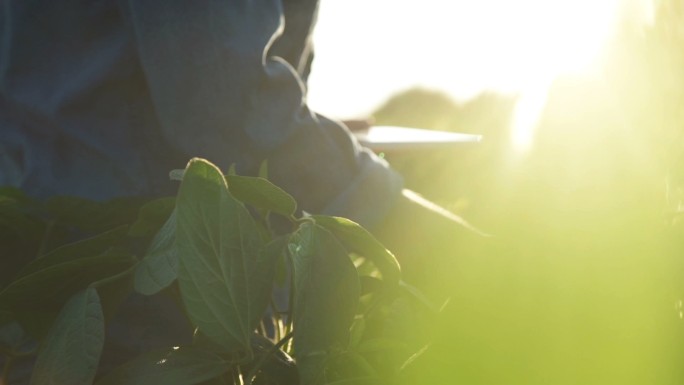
225, 175, 297, 217
2, 227, 132, 337
0, 321, 25, 350
128, 197, 176, 237
134, 210, 178, 295
249, 235, 289, 328
16, 226, 128, 277
45, 196, 147, 233
349, 317, 365, 349
289, 223, 361, 385
29, 288, 104, 385
356, 338, 410, 355
0, 192, 47, 280
0, 310, 15, 328
175, 158, 269, 353
0, 186, 33, 203
323, 377, 380, 385
258, 160, 269, 179
227, 163, 237, 176
0, 249, 135, 314
398, 280, 442, 314
311, 215, 401, 285
94, 346, 232, 385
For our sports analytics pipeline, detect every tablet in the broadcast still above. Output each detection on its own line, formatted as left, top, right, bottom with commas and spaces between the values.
353, 125, 482, 152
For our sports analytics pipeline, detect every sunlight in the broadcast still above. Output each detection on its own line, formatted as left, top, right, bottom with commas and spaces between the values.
498, 0, 620, 152
511, 84, 550, 152
310, 0, 626, 151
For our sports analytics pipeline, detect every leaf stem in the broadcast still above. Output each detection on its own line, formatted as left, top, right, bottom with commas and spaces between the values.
89, 260, 137, 289
244, 331, 294, 384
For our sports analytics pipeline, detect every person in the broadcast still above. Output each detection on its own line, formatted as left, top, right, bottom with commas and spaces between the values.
0, 0, 482, 381
1, 0, 482, 276
1, 0, 403, 228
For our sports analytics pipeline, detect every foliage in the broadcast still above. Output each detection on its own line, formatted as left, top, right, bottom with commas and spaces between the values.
0, 158, 430, 385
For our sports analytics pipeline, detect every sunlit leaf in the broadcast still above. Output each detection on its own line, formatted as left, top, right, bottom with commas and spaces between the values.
311, 215, 401, 285
289, 223, 361, 385
359, 276, 385, 296
134, 210, 178, 295
258, 160, 269, 179
94, 346, 231, 385
30, 288, 104, 385
175, 158, 269, 353
356, 338, 410, 355
227, 163, 237, 176
321, 376, 380, 385
226, 175, 297, 217
349, 318, 365, 349
398, 280, 441, 314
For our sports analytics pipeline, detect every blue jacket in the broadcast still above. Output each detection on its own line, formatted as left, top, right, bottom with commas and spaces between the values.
0, 0, 402, 228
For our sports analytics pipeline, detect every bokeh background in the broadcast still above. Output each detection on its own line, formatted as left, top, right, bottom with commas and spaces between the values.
308, 1, 684, 383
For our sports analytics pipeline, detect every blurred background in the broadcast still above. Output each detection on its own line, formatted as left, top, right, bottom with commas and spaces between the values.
308, 0, 684, 384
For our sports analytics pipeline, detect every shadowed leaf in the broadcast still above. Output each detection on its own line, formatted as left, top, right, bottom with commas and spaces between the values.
0, 249, 134, 315
129, 197, 176, 238
94, 346, 231, 385
30, 288, 104, 385
226, 175, 297, 217
134, 210, 178, 295
289, 223, 360, 385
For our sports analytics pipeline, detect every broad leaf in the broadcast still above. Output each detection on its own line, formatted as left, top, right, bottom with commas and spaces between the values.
134, 210, 178, 295
94, 346, 231, 385
0, 249, 135, 314
45, 196, 147, 233
0, 187, 34, 204
0, 321, 25, 350
248, 235, 289, 329
258, 160, 269, 179
30, 288, 104, 385
129, 197, 176, 237
398, 280, 441, 314
289, 223, 361, 385
0, 191, 44, 241
311, 215, 401, 285
226, 175, 297, 217
0, 192, 47, 284
16, 226, 128, 277
175, 158, 268, 353
0, 310, 14, 328
324, 377, 380, 385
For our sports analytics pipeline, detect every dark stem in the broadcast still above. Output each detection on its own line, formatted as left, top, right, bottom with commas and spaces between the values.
245, 331, 295, 385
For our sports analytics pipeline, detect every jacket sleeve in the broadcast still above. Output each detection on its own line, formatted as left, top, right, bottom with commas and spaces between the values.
123, 0, 402, 227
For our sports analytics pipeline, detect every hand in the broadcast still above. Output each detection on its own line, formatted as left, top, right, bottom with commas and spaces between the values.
342, 118, 374, 132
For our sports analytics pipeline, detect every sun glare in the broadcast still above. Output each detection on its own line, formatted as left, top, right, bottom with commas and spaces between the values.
310, 0, 631, 151
498, 0, 621, 152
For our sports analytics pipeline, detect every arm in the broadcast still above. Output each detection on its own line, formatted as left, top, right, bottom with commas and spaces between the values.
123, 0, 402, 227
